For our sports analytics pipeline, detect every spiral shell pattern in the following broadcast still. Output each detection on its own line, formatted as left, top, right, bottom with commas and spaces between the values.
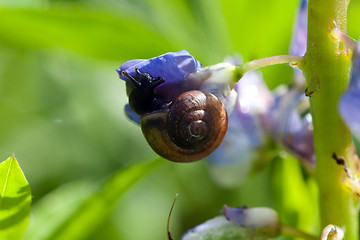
140, 90, 228, 162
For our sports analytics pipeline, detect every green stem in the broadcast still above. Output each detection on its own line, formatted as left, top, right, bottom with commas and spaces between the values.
304, 0, 358, 240
281, 224, 318, 240
235, 55, 304, 77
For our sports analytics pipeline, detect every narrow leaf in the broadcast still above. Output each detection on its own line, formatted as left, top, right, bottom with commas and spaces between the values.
24, 158, 162, 240
0, 155, 31, 240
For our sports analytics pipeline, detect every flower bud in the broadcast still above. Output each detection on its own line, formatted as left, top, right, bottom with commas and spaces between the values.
222, 205, 281, 238
181, 206, 281, 240
320, 225, 344, 240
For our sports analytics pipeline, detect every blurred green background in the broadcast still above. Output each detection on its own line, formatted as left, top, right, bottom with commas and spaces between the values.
1, 0, 360, 239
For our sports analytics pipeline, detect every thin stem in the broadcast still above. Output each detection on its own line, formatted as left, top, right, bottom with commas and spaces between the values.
236, 55, 304, 76
167, 193, 179, 240
330, 28, 357, 51
281, 224, 318, 240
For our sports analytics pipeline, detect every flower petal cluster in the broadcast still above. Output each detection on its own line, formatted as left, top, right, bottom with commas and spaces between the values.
117, 50, 239, 124
118, 49, 202, 101
204, 0, 313, 186
222, 205, 280, 237
117, 0, 313, 176
264, 86, 314, 165
205, 70, 314, 187
117, 50, 202, 123
266, 0, 313, 165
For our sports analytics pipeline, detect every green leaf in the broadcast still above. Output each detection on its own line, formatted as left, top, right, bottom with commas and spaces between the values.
0, 155, 31, 240
0, 7, 174, 61
24, 158, 163, 240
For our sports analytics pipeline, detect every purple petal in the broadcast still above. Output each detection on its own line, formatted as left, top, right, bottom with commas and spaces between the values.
222, 205, 280, 237
289, 0, 308, 85
205, 71, 273, 186
117, 50, 202, 123
339, 90, 360, 138
339, 41, 360, 138
222, 205, 247, 226
289, 0, 308, 57
117, 50, 202, 102
265, 87, 315, 165
117, 59, 145, 75
124, 104, 140, 124
172, 49, 202, 73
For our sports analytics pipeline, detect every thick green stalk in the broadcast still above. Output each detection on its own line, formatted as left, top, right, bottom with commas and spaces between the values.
304, 0, 358, 239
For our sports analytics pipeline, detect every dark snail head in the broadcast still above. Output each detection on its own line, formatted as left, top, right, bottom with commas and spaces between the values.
122, 68, 228, 162
122, 67, 165, 115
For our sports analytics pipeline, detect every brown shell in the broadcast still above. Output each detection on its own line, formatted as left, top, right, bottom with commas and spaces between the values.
140, 90, 228, 162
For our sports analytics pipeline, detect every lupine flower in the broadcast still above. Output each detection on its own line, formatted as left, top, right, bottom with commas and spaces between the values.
339, 41, 360, 138
264, 86, 315, 166
264, 0, 314, 167
205, 70, 273, 187
118, 50, 242, 163
222, 205, 280, 237
117, 49, 238, 124
205, 0, 313, 187
118, 0, 313, 168
117, 50, 202, 123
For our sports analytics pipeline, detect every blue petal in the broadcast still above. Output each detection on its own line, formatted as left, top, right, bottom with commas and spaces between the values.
117, 59, 144, 74
265, 87, 314, 164
339, 41, 360, 138
124, 104, 140, 125
222, 205, 247, 226
117, 49, 202, 102
340, 90, 360, 138
117, 50, 202, 123
289, 0, 308, 57
290, 0, 308, 84
222, 205, 280, 236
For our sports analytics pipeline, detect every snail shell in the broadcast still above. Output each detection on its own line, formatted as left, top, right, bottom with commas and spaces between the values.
140, 90, 228, 162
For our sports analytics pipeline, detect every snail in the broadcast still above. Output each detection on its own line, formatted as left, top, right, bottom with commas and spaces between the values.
122, 68, 228, 162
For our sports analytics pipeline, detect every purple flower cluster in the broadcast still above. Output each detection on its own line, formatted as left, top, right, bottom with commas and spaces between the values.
118, 0, 314, 184
117, 49, 202, 123
206, 0, 313, 186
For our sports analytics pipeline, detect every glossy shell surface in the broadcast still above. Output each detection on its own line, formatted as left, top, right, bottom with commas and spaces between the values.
140, 90, 228, 162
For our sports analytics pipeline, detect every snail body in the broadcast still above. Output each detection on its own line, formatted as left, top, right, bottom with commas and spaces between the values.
123, 68, 228, 162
